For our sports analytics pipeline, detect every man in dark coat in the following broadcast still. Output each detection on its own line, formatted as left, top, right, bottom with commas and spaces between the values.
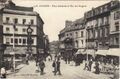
39, 60, 45, 75
94, 61, 100, 74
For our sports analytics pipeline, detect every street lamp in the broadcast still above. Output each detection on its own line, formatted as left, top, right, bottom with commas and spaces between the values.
26, 23, 33, 60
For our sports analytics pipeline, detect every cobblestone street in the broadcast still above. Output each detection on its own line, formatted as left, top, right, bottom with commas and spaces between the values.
7, 60, 113, 79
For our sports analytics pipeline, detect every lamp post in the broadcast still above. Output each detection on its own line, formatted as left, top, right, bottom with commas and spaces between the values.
27, 23, 33, 60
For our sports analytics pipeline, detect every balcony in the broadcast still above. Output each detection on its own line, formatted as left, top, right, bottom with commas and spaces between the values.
109, 45, 119, 48
111, 30, 120, 34
3, 22, 37, 27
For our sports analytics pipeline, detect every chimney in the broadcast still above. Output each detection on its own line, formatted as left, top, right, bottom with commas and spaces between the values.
65, 20, 72, 28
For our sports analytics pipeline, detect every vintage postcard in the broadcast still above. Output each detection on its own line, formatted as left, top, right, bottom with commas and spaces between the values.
0, 0, 119, 79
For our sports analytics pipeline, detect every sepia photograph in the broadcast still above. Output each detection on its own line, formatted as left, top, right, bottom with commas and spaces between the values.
0, 0, 119, 79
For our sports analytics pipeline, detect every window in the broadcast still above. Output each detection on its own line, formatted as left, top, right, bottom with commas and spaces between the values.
30, 19, 34, 25
104, 5, 108, 11
75, 24, 77, 26
14, 18, 18, 24
31, 39, 34, 44
76, 40, 79, 48
19, 39, 22, 43
100, 7, 103, 13
95, 30, 98, 38
115, 37, 119, 45
104, 27, 108, 37
6, 17, 9, 23
114, 11, 120, 20
101, 18, 104, 25
6, 38, 9, 44
81, 31, 83, 37
105, 16, 109, 24
23, 39, 26, 44
115, 22, 119, 31
75, 32, 78, 37
11, 38, 13, 43
15, 28, 18, 31
6, 27, 10, 32
67, 34, 69, 36
70, 33, 72, 36
15, 39, 18, 44
99, 29, 102, 37
23, 19, 26, 24
87, 30, 90, 39
115, 26, 119, 31
81, 40, 83, 45
22, 28, 26, 32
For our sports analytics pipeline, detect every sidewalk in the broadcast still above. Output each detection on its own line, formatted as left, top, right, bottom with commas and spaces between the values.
7, 64, 25, 75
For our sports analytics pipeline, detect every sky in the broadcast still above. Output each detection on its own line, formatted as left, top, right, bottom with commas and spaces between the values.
12, 0, 110, 42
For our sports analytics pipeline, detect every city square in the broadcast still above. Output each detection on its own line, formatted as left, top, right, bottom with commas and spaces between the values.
0, 0, 119, 79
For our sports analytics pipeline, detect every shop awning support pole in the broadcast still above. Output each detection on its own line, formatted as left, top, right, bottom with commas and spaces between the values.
13, 24, 16, 74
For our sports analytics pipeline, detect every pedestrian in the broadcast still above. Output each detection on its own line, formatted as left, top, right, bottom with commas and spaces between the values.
0, 67, 7, 79
88, 59, 93, 71
38, 60, 45, 75
52, 58, 61, 75
83, 60, 89, 70
26, 57, 29, 65
26, 54, 29, 65
35, 56, 38, 66
94, 61, 100, 74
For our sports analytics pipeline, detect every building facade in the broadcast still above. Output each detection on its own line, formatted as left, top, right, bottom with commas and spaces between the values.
84, 2, 111, 50
59, 18, 86, 54
84, 0, 120, 57
0, 0, 45, 57
59, 0, 120, 59
109, 1, 120, 48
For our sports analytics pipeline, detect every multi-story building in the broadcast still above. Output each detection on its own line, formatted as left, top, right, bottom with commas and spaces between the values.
109, 1, 120, 48
84, 2, 111, 50
59, 18, 86, 55
108, 1, 120, 57
0, 0, 45, 57
84, 0, 120, 57
59, 0, 119, 58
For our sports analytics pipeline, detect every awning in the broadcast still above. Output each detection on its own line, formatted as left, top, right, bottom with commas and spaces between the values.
95, 50, 108, 56
107, 48, 120, 56
75, 49, 85, 54
85, 49, 95, 57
